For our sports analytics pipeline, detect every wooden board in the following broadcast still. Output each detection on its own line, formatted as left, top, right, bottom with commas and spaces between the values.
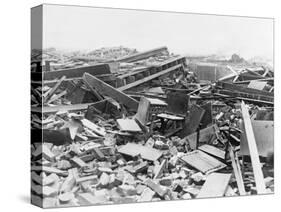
240, 101, 266, 194
180, 150, 226, 174
83, 73, 139, 110
81, 118, 106, 136
118, 64, 182, 91
197, 173, 232, 198
198, 144, 225, 160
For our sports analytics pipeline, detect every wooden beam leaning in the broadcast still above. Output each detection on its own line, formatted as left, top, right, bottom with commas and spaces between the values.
240, 101, 266, 194
83, 73, 139, 111
118, 64, 182, 91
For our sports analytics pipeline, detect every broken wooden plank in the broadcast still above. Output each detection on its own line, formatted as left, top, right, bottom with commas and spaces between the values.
198, 144, 225, 160
83, 73, 139, 110
118, 64, 183, 91
240, 101, 266, 194
47, 90, 67, 104
81, 118, 106, 136
197, 173, 232, 198
180, 150, 226, 174
44, 76, 66, 102
229, 147, 246, 195
71, 156, 88, 168
153, 159, 166, 179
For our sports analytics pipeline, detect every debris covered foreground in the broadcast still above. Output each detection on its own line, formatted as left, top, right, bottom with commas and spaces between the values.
31, 46, 274, 208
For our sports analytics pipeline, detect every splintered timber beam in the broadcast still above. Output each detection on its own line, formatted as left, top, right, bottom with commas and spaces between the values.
116, 46, 168, 63
118, 64, 183, 91
83, 73, 139, 111
43, 75, 66, 103
240, 101, 266, 194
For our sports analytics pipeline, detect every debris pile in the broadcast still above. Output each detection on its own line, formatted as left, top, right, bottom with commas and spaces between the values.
31, 46, 274, 208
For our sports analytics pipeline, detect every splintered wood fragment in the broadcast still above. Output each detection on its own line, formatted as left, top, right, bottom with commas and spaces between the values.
153, 159, 166, 179
47, 90, 67, 104
240, 101, 266, 194
197, 173, 231, 198
71, 156, 88, 168
229, 147, 246, 195
44, 75, 66, 103
93, 147, 105, 159
145, 179, 167, 197
81, 118, 106, 136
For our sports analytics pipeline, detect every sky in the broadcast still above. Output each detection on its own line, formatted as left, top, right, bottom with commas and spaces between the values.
42, 4, 274, 60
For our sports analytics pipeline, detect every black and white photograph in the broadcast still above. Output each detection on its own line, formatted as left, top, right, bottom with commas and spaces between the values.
30, 3, 274, 208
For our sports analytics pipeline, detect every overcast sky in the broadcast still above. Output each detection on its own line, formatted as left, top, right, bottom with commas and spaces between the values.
43, 4, 273, 60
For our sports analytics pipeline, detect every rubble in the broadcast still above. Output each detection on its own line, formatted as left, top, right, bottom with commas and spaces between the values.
31, 46, 274, 208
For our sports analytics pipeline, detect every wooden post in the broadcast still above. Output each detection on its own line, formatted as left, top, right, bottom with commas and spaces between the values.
240, 101, 266, 194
